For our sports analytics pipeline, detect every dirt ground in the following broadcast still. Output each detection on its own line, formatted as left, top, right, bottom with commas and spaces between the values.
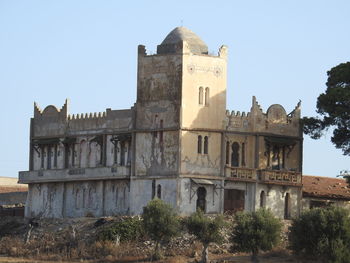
0, 253, 305, 263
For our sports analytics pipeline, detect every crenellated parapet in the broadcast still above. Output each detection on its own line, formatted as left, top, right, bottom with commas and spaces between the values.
225, 110, 250, 131
225, 96, 302, 137
31, 99, 133, 138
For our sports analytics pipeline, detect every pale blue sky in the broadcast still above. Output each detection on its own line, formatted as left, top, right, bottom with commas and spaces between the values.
0, 1, 349, 178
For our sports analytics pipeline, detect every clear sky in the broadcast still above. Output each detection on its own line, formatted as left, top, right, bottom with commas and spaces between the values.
0, 1, 349, 178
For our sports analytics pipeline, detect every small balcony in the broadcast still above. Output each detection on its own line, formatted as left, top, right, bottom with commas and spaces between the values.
259, 169, 302, 186
18, 166, 131, 184
225, 166, 302, 186
225, 166, 257, 182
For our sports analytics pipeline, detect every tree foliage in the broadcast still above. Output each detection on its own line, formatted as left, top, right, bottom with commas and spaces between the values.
289, 207, 350, 263
231, 209, 282, 263
142, 199, 180, 259
303, 62, 350, 155
98, 217, 144, 242
186, 210, 225, 263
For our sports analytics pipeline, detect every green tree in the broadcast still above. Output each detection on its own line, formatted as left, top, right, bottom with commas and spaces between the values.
289, 207, 350, 263
142, 199, 180, 260
303, 62, 350, 156
186, 210, 225, 263
231, 209, 282, 263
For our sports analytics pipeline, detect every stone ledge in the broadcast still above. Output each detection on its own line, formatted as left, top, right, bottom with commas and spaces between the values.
18, 166, 130, 184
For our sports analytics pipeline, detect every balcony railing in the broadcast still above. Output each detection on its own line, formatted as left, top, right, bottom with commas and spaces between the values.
259, 169, 302, 185
225, 166, 302, 186
225, 166, 257, 181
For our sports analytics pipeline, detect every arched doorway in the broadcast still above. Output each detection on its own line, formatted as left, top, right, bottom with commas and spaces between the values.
260, 191, 266, 208
284, 193, 291, 219
196, 187, 207, 212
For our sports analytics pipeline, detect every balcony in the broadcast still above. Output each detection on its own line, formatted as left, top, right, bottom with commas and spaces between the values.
225, 166, 302, 186
18, 166, 130, 184
225, 166, 257, 182
259, 169, 302, 186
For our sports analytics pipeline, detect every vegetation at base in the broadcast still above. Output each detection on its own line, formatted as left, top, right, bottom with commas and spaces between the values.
142, 199, 180, 260
186, 210, 225, 263
289, 207, 350, 263
230, 208, 282, 263
98, 216, 144, 242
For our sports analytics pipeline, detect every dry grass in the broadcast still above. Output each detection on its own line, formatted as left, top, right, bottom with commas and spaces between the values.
0, 234, 147, 262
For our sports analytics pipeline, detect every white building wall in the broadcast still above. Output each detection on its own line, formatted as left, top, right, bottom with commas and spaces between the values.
255, 184, 300, 218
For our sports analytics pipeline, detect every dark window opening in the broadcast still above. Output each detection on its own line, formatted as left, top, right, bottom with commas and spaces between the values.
160, 120, 163, 143
120, 141, 125, 166
231, 142, 239, 167
157, 184, 161, 199
224, 189, 245, 213
241, 143, 246, 167
196, 187, 207, 212
41, 147, 45, 169
198, 136, 202, 154
54, 145, 58, 168
260, 191, 266, 208
204, 136, 208, 154
114, 142, 118, 164
71, 144, 75, 167
284, 193, 291, 219
226, 141, 230, 165
152, 179, 156, 199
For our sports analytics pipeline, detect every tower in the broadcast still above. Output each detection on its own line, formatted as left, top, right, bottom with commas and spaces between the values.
132, 27, 228, 214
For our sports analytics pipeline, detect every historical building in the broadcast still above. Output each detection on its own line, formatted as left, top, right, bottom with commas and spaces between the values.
19, 27, 303, 219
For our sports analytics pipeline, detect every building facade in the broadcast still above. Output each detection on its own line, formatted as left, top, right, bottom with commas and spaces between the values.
19, 27, 303, 218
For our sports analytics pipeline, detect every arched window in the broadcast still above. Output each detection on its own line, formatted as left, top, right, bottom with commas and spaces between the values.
205, 87, 209, 106
204, 136, 209, 154
198, 135, 202, 154
226, 141, 230, 165
152, 179, 156, 199
241, 143, 246, 167
157, 184, 162, 199
231, 142, 240, 167
260, 191, 266, 208
40, 146, 45, 169
199, 87, 204, 105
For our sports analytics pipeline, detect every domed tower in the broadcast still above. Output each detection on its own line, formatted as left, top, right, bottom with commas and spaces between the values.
132, 27, 227, 214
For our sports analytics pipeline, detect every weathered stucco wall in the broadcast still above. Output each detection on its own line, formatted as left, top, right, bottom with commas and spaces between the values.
180, 131, 221, 176
178, 178, 222, 215
129, 178, 177, 215
25, 180, 130, 218
256, 183, 301, 218
135, 131, 178, 176
181, 45, 227, 130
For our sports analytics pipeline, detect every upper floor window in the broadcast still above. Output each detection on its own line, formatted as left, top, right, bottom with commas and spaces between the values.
204, 136, 209, 154
198, 135, 202, 154
231, 142, 240, 167
205, 87, 209, 106
226, 141, 230, 165
241, 142, 246, 167
199, 87, 204, 105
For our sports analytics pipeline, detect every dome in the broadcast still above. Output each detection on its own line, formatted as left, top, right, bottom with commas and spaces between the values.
157, 27, 208, 55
